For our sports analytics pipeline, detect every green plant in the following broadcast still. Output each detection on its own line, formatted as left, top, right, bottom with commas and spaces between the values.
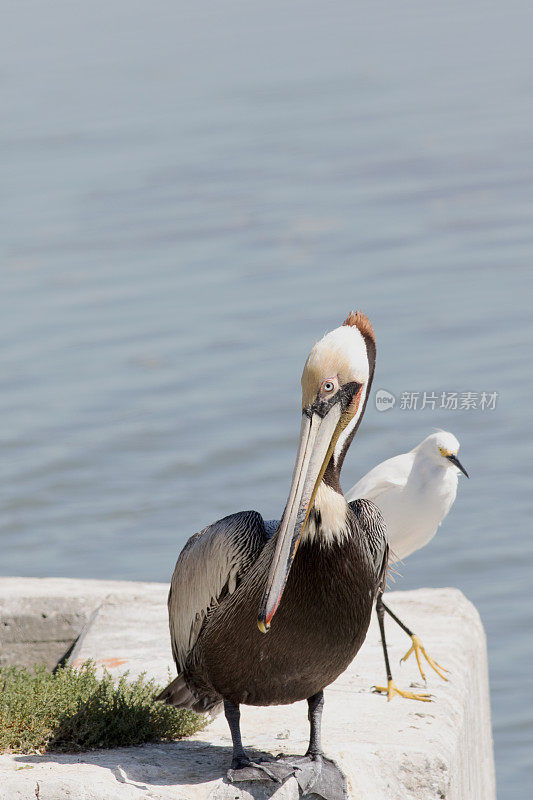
0, 661, 205, 754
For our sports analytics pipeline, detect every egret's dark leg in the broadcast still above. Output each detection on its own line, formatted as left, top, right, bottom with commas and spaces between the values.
376, 592, 393, 686
224, 699, 249, 769
381, 595, 448, 682
381, 596, 414, 637
306, 690, 324, 758
373, 591, 431, 701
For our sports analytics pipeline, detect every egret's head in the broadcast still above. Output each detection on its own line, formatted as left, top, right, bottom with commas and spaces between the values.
421, 431, 469, 477
258, 311, 376, 633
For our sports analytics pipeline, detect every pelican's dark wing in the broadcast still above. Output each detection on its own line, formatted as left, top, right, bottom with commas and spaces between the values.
167, 510, 277, 674
349, 498, 389, 591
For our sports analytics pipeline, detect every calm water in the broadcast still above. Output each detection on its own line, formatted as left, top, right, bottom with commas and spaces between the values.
2, 1, 532, 796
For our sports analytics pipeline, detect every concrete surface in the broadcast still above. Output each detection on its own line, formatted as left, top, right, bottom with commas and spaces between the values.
0, 579, 496, 800
0, 578, 166, 670
69, 582, 172, 686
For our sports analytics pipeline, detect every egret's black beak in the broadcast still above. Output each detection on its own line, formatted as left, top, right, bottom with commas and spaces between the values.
447, 453, 469, 478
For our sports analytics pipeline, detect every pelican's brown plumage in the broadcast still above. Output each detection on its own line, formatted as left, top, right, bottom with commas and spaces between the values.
158, 312, 388, 794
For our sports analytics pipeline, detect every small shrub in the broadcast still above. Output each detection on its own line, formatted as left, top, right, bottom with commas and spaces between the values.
0, 661, 205, 754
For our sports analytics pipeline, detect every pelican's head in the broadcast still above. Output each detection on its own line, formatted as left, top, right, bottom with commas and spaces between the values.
258, 311, 376, 633
420, 431, 469, 477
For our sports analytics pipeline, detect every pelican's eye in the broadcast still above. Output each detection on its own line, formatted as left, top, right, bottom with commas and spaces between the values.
321, 379, 336, 394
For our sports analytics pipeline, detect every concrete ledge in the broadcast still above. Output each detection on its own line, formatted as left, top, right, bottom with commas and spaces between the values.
0, 577, 167, 670
0, 579, 496, 799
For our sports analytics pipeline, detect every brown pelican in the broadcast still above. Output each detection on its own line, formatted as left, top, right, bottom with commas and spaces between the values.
157, 312, 388, 796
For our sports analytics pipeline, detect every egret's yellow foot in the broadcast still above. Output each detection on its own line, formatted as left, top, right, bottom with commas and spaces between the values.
400, 634, 449, 682
373, 679, 432, 702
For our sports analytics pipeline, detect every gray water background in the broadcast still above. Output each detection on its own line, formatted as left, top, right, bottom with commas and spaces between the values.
2, 1, 532, 796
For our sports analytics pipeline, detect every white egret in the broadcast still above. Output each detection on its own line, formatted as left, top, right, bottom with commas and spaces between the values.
346, 430, 468, 701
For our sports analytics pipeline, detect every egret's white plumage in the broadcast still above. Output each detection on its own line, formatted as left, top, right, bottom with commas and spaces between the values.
346, 431, 467, 561
347, 431, 468, 701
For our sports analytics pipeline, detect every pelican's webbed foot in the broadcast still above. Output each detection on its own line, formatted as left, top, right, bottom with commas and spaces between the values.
277, 754, 347, 800
228, 754, 347, 800
227, 757, 284, 784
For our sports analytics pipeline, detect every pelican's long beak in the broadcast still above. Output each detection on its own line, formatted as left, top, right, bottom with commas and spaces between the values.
446, 453, 469, 478
257, 403, 344, 633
